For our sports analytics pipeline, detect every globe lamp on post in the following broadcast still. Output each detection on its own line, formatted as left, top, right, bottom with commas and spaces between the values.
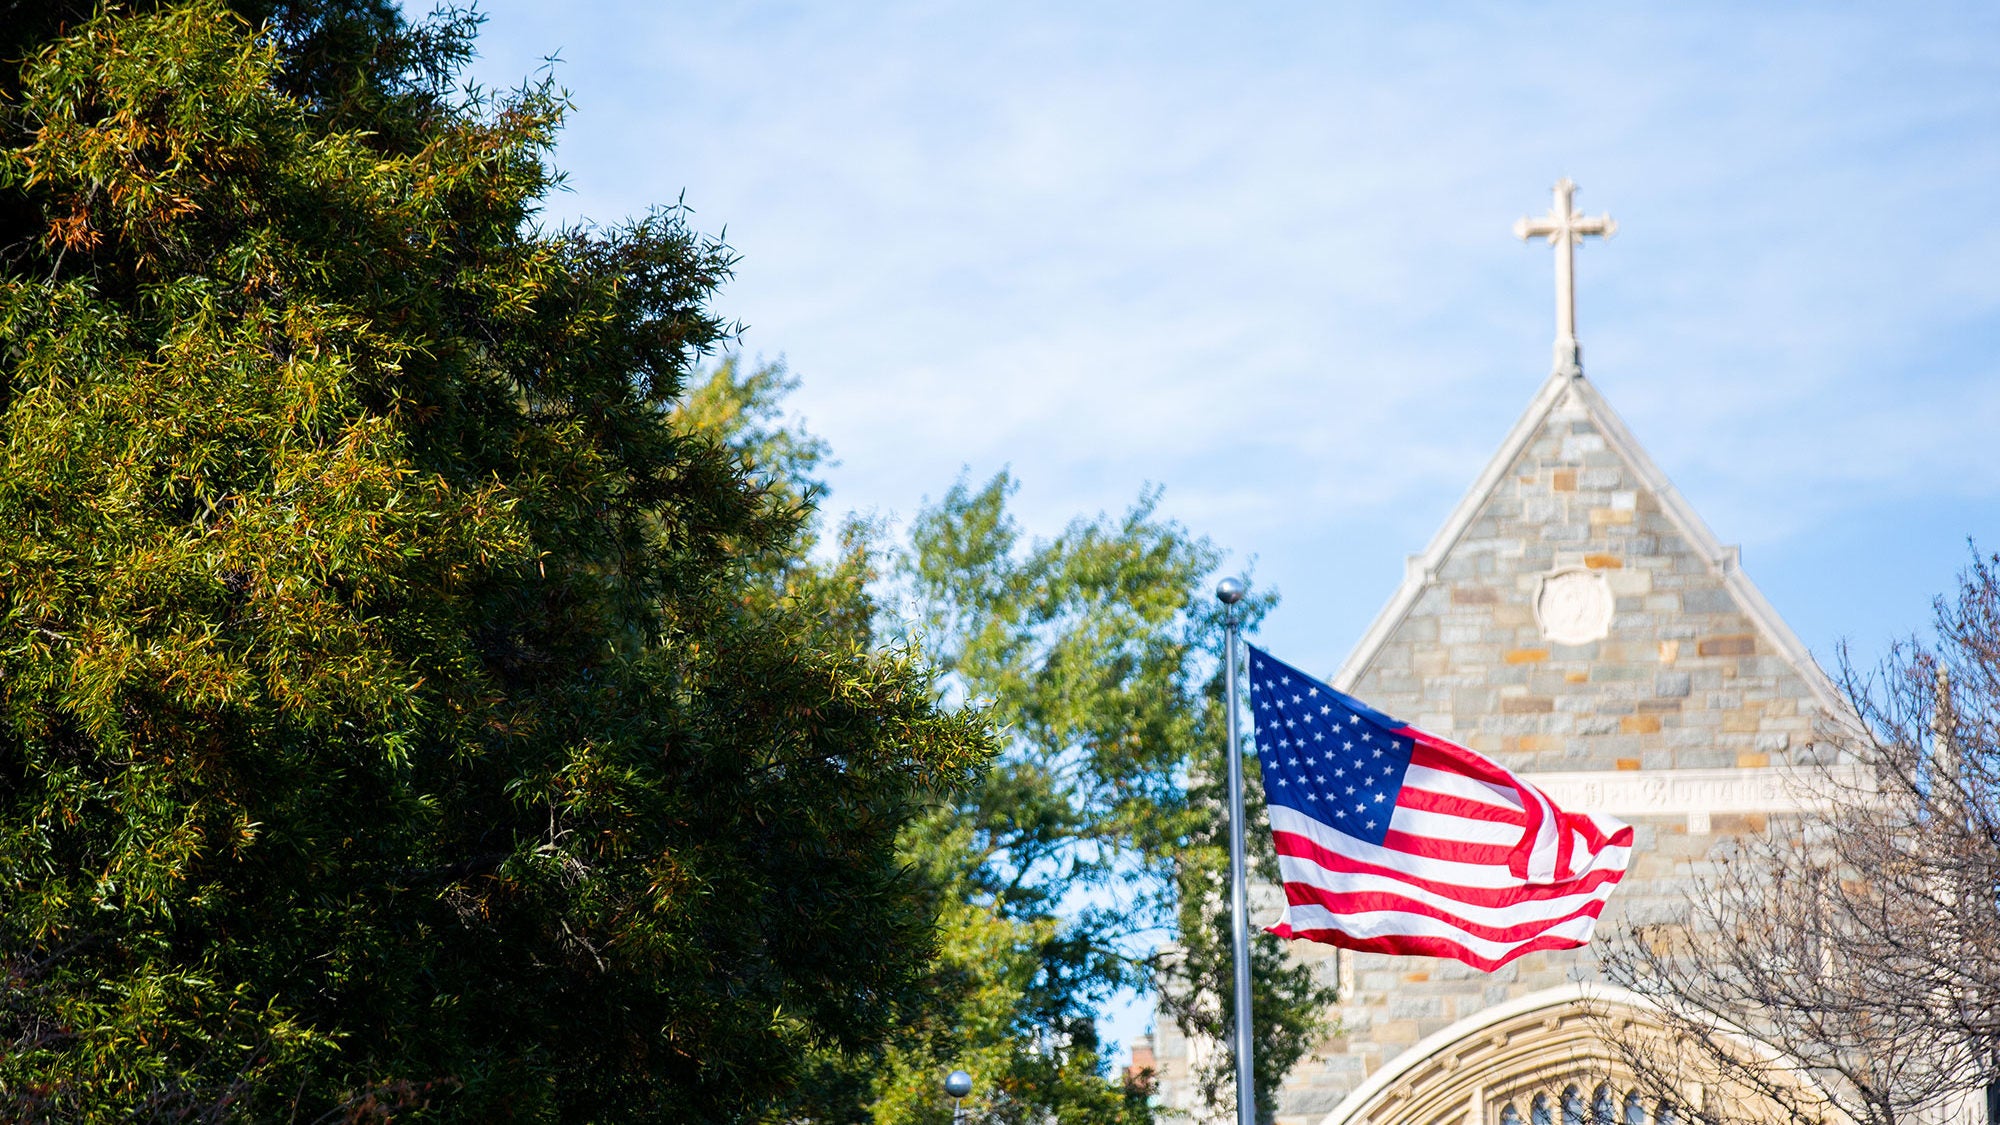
944, 1070, 973, 1124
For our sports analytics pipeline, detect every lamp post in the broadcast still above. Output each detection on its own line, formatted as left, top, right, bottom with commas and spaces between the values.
944, 1069, 972, 1125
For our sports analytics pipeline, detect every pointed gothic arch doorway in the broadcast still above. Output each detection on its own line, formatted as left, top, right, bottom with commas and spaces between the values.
1315, 985, 1762, 1125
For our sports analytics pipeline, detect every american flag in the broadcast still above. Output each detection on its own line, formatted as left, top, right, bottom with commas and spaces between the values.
1246, 646, 1633, 972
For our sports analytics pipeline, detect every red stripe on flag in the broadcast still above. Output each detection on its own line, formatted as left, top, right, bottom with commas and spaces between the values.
1271, 829, 1627, 907
1406, 736, 1515, 788
1566, 811, 1632, 852
1377, 827, 1517, 867
1264, 924, 1607, 973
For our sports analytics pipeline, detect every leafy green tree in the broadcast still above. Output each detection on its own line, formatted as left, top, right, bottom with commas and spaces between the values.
0, 6, 986, 1121
885, 474, 1332, 1125
679, 361, 1336, 1124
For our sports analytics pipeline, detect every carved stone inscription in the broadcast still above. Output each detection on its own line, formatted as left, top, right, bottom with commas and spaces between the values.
1525, 766, 1872, 834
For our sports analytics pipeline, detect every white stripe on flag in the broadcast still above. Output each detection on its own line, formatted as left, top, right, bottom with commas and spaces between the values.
1523, 782, 1560, 883
1401, 763, 1523, 811
1279, 902, 1606, 962
1388, 804, 1524, 847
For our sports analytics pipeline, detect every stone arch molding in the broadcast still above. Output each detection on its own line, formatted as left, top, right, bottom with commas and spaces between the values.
1318, 985, 1731, 1125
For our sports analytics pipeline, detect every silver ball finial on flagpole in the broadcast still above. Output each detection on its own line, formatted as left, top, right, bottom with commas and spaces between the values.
1215, 576, 1246, 605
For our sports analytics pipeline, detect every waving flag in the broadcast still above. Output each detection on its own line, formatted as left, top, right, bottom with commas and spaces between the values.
1247, 646, 1633, 971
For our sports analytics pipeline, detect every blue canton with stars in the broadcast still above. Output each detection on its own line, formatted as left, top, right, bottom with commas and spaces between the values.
1247, 645, 1416, 846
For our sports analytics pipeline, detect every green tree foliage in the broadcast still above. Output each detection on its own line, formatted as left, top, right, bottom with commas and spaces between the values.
680, 362, 1336, 1125
0, 6, 987, 1121
0, 0, 482, 257
886, 474, 1333, 1125
667, 355, 879, 647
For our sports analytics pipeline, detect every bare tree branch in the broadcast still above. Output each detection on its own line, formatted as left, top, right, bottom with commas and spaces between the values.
1605, 551, 2000, 1125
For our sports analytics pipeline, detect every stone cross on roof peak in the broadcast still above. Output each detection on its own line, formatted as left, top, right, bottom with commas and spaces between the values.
1514, 178, 1616, 379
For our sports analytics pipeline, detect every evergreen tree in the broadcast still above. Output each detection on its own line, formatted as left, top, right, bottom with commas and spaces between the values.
0, 6, 986, 1121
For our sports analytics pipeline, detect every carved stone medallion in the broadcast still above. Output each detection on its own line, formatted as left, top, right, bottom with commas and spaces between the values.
1534, 567, 1613, 646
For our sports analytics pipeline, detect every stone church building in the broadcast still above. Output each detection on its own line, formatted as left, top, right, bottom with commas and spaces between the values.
1150, 184, 1851, 1125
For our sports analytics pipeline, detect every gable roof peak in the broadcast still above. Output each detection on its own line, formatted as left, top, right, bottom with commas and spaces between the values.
1330, 371, 1840, 714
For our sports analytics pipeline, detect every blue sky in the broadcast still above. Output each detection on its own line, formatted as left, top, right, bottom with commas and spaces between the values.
448, 0, 2000, 1054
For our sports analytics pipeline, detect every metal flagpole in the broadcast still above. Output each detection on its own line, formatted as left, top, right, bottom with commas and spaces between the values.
1216, 576, 1256, 1125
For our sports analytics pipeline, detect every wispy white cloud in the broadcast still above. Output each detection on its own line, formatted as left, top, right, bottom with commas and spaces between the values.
457, 0, 2000, 687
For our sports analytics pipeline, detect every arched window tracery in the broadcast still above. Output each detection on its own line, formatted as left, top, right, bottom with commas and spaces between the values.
1500, 1086, 1682, 1125
1593, 1083, 1617, 1125
1562, 1085, 1585, 1125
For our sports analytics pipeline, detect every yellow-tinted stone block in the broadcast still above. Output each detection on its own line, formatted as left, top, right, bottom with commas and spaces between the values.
1713, 813, 1768, 835
1737, 752, 1770, 768
1583, 553, 1623, 569
1699, 634, 1756, 657
1620, 715, 1662, 734
1723, 709, 1765, 733
1504, 648, 1549, 664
